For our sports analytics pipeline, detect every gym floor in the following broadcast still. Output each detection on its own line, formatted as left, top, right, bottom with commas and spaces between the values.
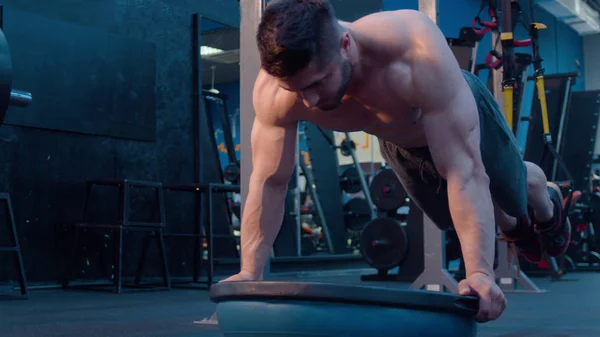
1, 271, 599, 337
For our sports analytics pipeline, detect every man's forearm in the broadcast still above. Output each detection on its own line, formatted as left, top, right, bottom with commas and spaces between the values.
447, 172, 496, 278
239, 175, 288, 278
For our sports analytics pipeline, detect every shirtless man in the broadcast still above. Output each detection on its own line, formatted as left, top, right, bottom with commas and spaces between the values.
223, 0, 571, 323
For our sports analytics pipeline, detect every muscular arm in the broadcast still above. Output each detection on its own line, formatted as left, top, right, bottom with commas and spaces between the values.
405, 13, 496, 278
239, 91, 298, 279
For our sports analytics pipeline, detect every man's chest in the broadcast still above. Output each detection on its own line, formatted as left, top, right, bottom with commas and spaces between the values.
299, 96, 427, 148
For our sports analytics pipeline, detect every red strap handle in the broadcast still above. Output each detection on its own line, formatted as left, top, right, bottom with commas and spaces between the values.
485, 51, 502, 69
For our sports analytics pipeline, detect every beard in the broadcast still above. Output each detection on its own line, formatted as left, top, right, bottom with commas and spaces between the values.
318, 60, 353, 111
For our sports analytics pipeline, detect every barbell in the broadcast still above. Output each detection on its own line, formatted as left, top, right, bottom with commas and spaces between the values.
0, 27, 33, 123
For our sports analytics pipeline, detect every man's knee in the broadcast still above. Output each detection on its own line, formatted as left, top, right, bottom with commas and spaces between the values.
524, 161, 548, 192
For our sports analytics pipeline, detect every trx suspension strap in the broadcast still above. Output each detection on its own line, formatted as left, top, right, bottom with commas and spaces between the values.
499, 0, 532, 132
525, 0, 575, 214
500, 0, 516, 131
495, 0, 574, 212
472, 0, 532, 131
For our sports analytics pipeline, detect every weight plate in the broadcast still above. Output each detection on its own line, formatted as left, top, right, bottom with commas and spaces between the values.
343, 197, 372, 231
339, 167, 362, 194
0, 28, 13, 124
369, 168, 407, 211
231, 203, 241, 220
224, 163, 241, 183
301, 237, 318, 256
360, 217, 409, 271
339, 139, 356, 157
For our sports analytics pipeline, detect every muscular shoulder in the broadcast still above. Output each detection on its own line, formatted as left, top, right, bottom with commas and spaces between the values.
253, 70, 300, 127
350, 10, 441, 58
353, 10, 460, 105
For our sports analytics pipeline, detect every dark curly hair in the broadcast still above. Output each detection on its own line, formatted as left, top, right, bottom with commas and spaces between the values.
256, 0, 339, 79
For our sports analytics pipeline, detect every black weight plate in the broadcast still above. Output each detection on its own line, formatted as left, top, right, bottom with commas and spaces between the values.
339, 139, 356, 157
369, 168, 407, 211
339, 167, 362, 194
223, 163, 241, 182
343, 197, 372, 231
231, 203, 241, 219
360, 217, 409, 270
0, 28, 12, 124
301, 237, 318, 256
210, 281, 478, 316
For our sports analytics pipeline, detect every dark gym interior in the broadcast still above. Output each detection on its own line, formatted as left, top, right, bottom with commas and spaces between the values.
2, 0, 600, 336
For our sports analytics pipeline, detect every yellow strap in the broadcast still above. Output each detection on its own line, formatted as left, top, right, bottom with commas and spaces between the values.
503, 86, 514, 132
501, 32, 513, 40
535, 76, 550, 134
531, 22, 547, 30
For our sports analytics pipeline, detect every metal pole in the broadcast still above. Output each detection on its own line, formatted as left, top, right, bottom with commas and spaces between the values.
296, 128, 302, 257
470, 42, 479, 74
552, 77, 573, 180
344, 132, 376, 219
240, 0, 267, 276
418, 0, 439, 25
300, 159, 334, 254
370, 134, 375, 181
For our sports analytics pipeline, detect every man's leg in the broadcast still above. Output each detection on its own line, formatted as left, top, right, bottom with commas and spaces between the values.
524, 161, 555, 222
493, 161, 553, 232
493, 161, 571, 259
521, 161, 571, 257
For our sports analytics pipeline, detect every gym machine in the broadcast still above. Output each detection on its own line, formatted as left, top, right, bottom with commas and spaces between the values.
299, 123, 376, 254
202, 90, 242, 230
268, 122, 377, 260
203, 91, 241, 185
562, 92, 600, 271
0, 15, 32, 297
446, 27, 484, 74
566, 194, 600, 270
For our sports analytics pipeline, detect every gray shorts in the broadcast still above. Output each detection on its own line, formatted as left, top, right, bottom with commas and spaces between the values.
378, 70, 528, 230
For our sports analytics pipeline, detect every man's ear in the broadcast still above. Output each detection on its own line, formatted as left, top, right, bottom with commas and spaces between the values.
340, 32, 351, 56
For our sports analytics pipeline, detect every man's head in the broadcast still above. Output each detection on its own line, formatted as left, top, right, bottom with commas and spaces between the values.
257, 0, 353, 110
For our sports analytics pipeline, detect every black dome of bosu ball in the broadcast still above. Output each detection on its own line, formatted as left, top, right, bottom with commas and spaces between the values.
210, 281, 479, 337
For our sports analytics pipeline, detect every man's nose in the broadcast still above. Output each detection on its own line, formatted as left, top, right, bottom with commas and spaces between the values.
301, 91, 319, 108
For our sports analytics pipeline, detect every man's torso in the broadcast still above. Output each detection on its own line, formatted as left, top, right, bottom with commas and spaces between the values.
253, 9, 479, 150
255, 65, 434, 149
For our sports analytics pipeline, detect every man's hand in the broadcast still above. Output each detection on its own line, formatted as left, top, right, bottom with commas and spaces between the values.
459, 272, 507, 323
220, 270, 259, 283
